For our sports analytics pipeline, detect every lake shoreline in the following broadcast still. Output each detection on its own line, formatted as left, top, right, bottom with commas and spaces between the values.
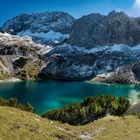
0, 78, 21, 83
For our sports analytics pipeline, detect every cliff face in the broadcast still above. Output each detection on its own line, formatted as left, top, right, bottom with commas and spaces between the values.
0, 33, 42, 81
1, 11, 140, 84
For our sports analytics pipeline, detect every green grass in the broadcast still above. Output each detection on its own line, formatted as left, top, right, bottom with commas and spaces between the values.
0, 106, 77, 140
0, 106, 140, 140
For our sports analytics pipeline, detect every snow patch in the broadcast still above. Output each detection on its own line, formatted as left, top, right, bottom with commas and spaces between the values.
38, 45, 53, 55
86, 44, 140, 54
0, 32, 53, 55
17, 30, 69, 44
0, 32, 37, 48
131, 44, 140, 50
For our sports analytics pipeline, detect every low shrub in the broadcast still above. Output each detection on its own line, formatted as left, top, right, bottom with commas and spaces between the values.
0, 97, 33, 112
42, 95, 130, 125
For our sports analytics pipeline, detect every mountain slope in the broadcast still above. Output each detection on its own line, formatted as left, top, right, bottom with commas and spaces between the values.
0, 106, 140, 140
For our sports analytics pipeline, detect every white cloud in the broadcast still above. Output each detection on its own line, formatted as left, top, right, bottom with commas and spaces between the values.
134, 0, 140, 7
129, 0, 140, 17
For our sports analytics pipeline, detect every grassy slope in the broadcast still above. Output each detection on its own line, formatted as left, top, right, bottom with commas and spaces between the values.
0, 106, 140, 140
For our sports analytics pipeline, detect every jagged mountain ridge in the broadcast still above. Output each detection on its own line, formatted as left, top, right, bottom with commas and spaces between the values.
69, 10, 140, 48
1, 11, 75, 34
1, 10, 140, 48
0, 11, 140, 84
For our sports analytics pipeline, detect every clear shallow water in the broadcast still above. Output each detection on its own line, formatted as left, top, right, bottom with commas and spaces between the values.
0, 80, 140, 114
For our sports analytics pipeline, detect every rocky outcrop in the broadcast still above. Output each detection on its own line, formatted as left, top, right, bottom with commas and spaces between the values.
0, 33, 43, 81
0, 33, 38, 57
13, 57, 42, 80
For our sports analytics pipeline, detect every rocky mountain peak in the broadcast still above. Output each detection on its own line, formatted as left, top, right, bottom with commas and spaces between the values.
1, 11, 76, 35
108, 10, 127, 17
2, 10, 140, 48
69, 11, 140, 48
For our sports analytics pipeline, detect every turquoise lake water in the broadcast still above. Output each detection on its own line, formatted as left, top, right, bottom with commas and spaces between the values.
0, 80, 140, 114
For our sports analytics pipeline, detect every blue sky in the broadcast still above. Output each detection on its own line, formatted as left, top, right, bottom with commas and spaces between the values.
0, 0, 139, 26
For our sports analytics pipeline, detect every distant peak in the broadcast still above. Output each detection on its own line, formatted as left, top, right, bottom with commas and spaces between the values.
108, 10, 128, 17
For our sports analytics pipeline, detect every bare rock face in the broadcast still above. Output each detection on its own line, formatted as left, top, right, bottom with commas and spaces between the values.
39, 45, 96, 80
0, 33, 43, 81
69, 10, 140, 48
69, 13, 105, 48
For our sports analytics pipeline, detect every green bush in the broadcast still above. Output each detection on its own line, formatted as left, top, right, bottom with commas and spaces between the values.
42, 95, 130, 125
0, 97, 33, 112
8, 98, 17, 107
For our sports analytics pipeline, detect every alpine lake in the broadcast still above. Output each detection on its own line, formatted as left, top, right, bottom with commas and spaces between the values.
0, 80, 139, 114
